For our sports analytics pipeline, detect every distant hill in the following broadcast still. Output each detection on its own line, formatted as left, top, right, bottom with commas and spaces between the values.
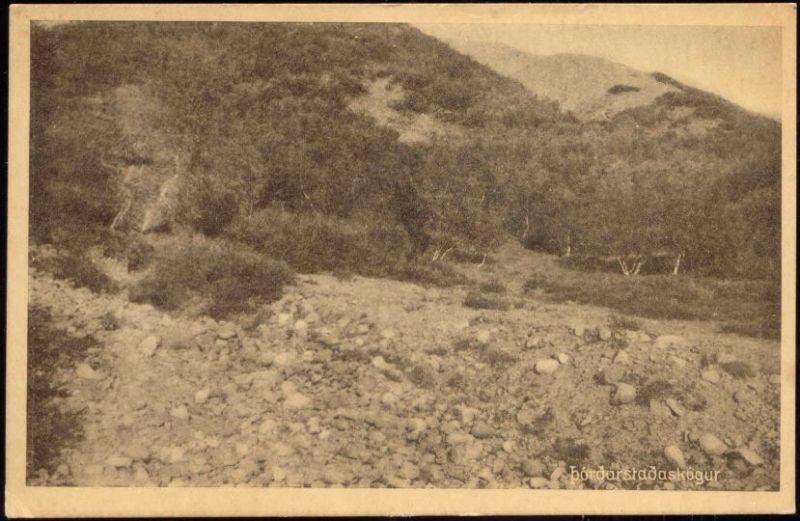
447, 40, 679, 120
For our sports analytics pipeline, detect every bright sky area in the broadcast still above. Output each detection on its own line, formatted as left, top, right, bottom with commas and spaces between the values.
415, 23, 782, 118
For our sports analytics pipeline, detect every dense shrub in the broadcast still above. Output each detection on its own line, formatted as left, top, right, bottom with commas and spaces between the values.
463, 290, 509, 311
27, 306, 93, 481
31, 251, 118, 293
130, 238, 295, 318
231, 207, 412, 275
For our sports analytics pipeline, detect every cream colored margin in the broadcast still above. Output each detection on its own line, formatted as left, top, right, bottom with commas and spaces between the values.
6, 3, 797, 517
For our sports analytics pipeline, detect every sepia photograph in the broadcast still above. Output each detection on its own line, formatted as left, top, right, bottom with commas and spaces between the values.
6, 3, 796, 517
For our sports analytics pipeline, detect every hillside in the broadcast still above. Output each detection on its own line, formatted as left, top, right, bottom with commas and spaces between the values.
447, 41, 677, 121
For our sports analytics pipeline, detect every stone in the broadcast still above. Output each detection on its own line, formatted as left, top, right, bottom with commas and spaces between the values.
194, 388, 210, 404
525, 337, 543, 349
613, 351, 631, 365
277, 313, 293, 326
381, 392, 398, 407
698, 433, 728, 456
475, 330, 492, 345
701, 369, 721, 384
664, 445, 687, 469
160, 446, 185, 464
535, 359, 559, 375
273, 352, 293, 367
284, 392, 312, 410
139, 335, 161, 356
571, 323, 586, 337
471, 421, 493, 439
271, 466, 286, 482
611, 383, 636, 405
170, 406, 189, 420
529, 477, 550, 488
556, 353, 570, 365
400, 462, 420, 480
521, 459, 545, 477
76, 363, 104, 380
665, 398, 686, 417
106, 455, 133, 468
597, 326, 613, 341
600, 365, 626, 384
737, 448, 765, 466
217, 324, 238, 340
380, 329, 398, 340
654, 335, 686, 349
323, 468, 349, 485
733, 390, 751, 404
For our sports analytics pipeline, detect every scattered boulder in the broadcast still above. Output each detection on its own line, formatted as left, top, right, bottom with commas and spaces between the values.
471, 421, 493, 439
217, 323, 237, 340
664, 445, 687, 469
139, 335, 161, 356
611, 383, 636, 405
284, 392, 312, 410
475, 330, 492, 345
170, 406, 189, 420
599, 365, 626, 385
736, 448, 765, 466
698, 433, 728, 456
76, 363, 104, 380
701, 369, 721, 384
194, 388, 210, 404
521, 459, 545, 477
535, 359, 559, 375
597, 326, 613, 341
664, 398, 686, 417
556, 353, 570, 365
613, 351, 631, 365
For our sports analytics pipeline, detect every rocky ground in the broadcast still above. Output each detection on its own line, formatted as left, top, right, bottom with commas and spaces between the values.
27, 243, 781, 490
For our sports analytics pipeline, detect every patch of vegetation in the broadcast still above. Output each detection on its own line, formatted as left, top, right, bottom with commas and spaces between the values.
463, 290, 510, 311
552, 438, 591, 465
636, 379, 674, 406
720, 360, 757, 379
609, 314, 642, 331
31, 250, 117, 293
27, 306, 94, 482
406, 364, 436, 389
607, 84, 641, 95
479, 279, 506, 293
523, 267, 779, 340
130, 239, 295, 319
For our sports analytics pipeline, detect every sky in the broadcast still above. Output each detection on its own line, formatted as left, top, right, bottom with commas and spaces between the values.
414, 23, 782, 118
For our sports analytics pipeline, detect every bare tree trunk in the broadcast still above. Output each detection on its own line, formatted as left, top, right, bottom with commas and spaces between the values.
616, 257, 631, 276
672, 253, 683, 275
632, 258, 646, 276
521, 214, 530, 242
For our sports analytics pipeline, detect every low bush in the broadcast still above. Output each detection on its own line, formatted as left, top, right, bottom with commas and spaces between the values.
130, 238, 295, 319
463, 290, 509, 311
31, 250, 117, 293
230, 207, 411, 275
479, 279, 506, 294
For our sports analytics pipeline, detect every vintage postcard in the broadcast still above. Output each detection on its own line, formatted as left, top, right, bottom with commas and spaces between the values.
6, 3, 796, 517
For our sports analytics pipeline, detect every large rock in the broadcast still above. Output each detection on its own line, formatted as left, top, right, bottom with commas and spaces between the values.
698, 433, 728, 456
664, 445, 687, 469
535, 359, 559, 375
611, 383, 636, 405
76, 363, 104, 380
139, 335, 161, 356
